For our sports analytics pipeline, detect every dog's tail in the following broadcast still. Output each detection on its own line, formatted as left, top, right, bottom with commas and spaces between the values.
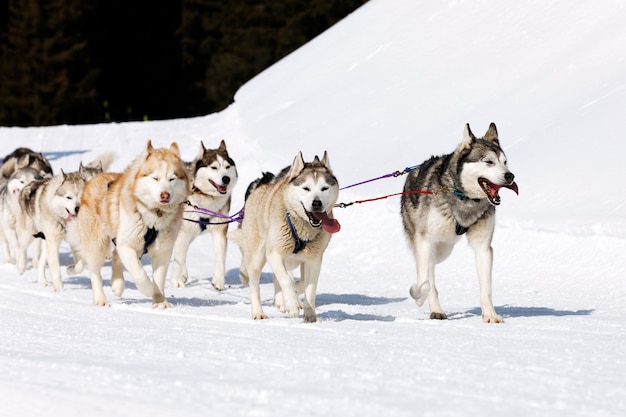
86, 152, 116, 172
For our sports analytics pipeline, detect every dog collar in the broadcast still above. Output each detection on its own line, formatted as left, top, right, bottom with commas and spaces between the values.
453, 188, 481, 203
285, 210, 308, 254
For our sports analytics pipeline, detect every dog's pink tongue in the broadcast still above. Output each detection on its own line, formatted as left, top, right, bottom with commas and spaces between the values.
64, 213, 75, 226
507, 181, 519, 195
312, 211, 341, 233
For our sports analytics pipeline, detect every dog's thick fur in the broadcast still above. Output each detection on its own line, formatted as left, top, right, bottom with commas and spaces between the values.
15, 156, 113, 290
0, 147, 53, 181
0, 166, 45, 264
66, 141, 190, 307
400, 123, 518, 323
231, 151, 340, 322
0, 148, 53, 264
170, 140, 238, 290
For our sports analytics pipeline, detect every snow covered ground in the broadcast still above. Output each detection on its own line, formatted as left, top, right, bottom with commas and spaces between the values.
1, 0, 625, 416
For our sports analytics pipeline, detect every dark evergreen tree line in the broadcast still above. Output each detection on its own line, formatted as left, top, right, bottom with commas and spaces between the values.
0, 0, 367, 126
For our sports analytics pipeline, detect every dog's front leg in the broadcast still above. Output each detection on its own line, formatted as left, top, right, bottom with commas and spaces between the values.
210, 223, 228, 290
267, 252, 299, 317
170, 228, 193, 288
36, 240, 49, 287
468, 219, 502, 323
473, 244, 502, 323
116, 245, 162, 303
45, 235, 64, 291
150, 245, 173, 309
300, 260, 322, 322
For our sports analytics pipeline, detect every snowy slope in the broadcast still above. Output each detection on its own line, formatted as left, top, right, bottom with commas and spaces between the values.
1, 1, 625, 416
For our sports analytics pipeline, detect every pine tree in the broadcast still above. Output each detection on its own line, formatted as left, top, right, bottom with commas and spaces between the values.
0, 0, 99, 126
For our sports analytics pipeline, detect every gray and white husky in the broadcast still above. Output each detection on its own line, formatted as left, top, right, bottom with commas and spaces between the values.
230, 151, 341, 322
170, 140, 238, 290
400, 123, 518, 323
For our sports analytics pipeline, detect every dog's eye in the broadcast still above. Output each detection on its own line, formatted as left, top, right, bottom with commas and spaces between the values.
484, 159, 494, 166
303, 186, 310, 192
321, 186, 329, 192
169, 176, 177, 182
152, 176, 159, 181
211, 166, 218, 170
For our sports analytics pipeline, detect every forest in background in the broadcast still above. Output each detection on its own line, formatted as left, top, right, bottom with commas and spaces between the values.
0, 0, 366, 126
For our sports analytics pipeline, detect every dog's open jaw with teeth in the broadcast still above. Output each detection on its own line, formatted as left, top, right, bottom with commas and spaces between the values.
479, 177, 519, 206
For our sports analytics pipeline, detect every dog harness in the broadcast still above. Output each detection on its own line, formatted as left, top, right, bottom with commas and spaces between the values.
198, 217, 210, 232
285, 210, 308, 254
452, 186, 480, 236
112, 226, 159, 256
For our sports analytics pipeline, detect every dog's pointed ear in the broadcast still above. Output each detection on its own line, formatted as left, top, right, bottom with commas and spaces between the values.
146, 140, 155, 154
218, 139, 227, 152
321, 151, 331, 169
460, 123, 476, 150
483, 123, 499, 143
17, 154, 31, 169
197, 141, 207, 159
288, 151, 306, 180
169, 142, 181, 156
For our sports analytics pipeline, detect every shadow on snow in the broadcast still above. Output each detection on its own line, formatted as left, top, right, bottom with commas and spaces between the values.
458, 305, 595, 319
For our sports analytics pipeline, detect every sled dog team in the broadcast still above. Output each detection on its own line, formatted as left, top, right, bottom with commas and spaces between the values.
0, 123, 517, 323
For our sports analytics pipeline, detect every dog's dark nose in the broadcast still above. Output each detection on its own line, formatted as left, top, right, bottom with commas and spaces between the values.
222, 176, 230, 185
74, 206, 80, 215
505, 172, 515, 183
311, 199, 323, 211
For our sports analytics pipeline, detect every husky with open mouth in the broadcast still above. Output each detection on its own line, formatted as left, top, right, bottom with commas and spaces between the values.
15, 153, 114, 290
170, 140, 238, 290
400, 123, 518, 323
230, 151, 340, 322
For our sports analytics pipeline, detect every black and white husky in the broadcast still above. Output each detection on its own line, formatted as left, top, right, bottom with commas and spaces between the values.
400, 123, 518, 323
170, 140, 238, 290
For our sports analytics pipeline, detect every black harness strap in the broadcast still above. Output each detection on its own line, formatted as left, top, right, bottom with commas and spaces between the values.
285, 210, 308, 254
112, 226, 159, 256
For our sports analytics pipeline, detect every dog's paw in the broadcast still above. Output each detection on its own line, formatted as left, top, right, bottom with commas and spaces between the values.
211, 279, 225, 291
409, 282, 430, 307
482, 313, 503, 323
303, 311, 319, 323
111, 280, 125, 297
252, 311, 269, 320
430, 312, 448, 320
38, 279, 49, 287
66, 261, 84, 275
93, 299, 110, 307
152, 300, 174, 309
171, 278, 186, 288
